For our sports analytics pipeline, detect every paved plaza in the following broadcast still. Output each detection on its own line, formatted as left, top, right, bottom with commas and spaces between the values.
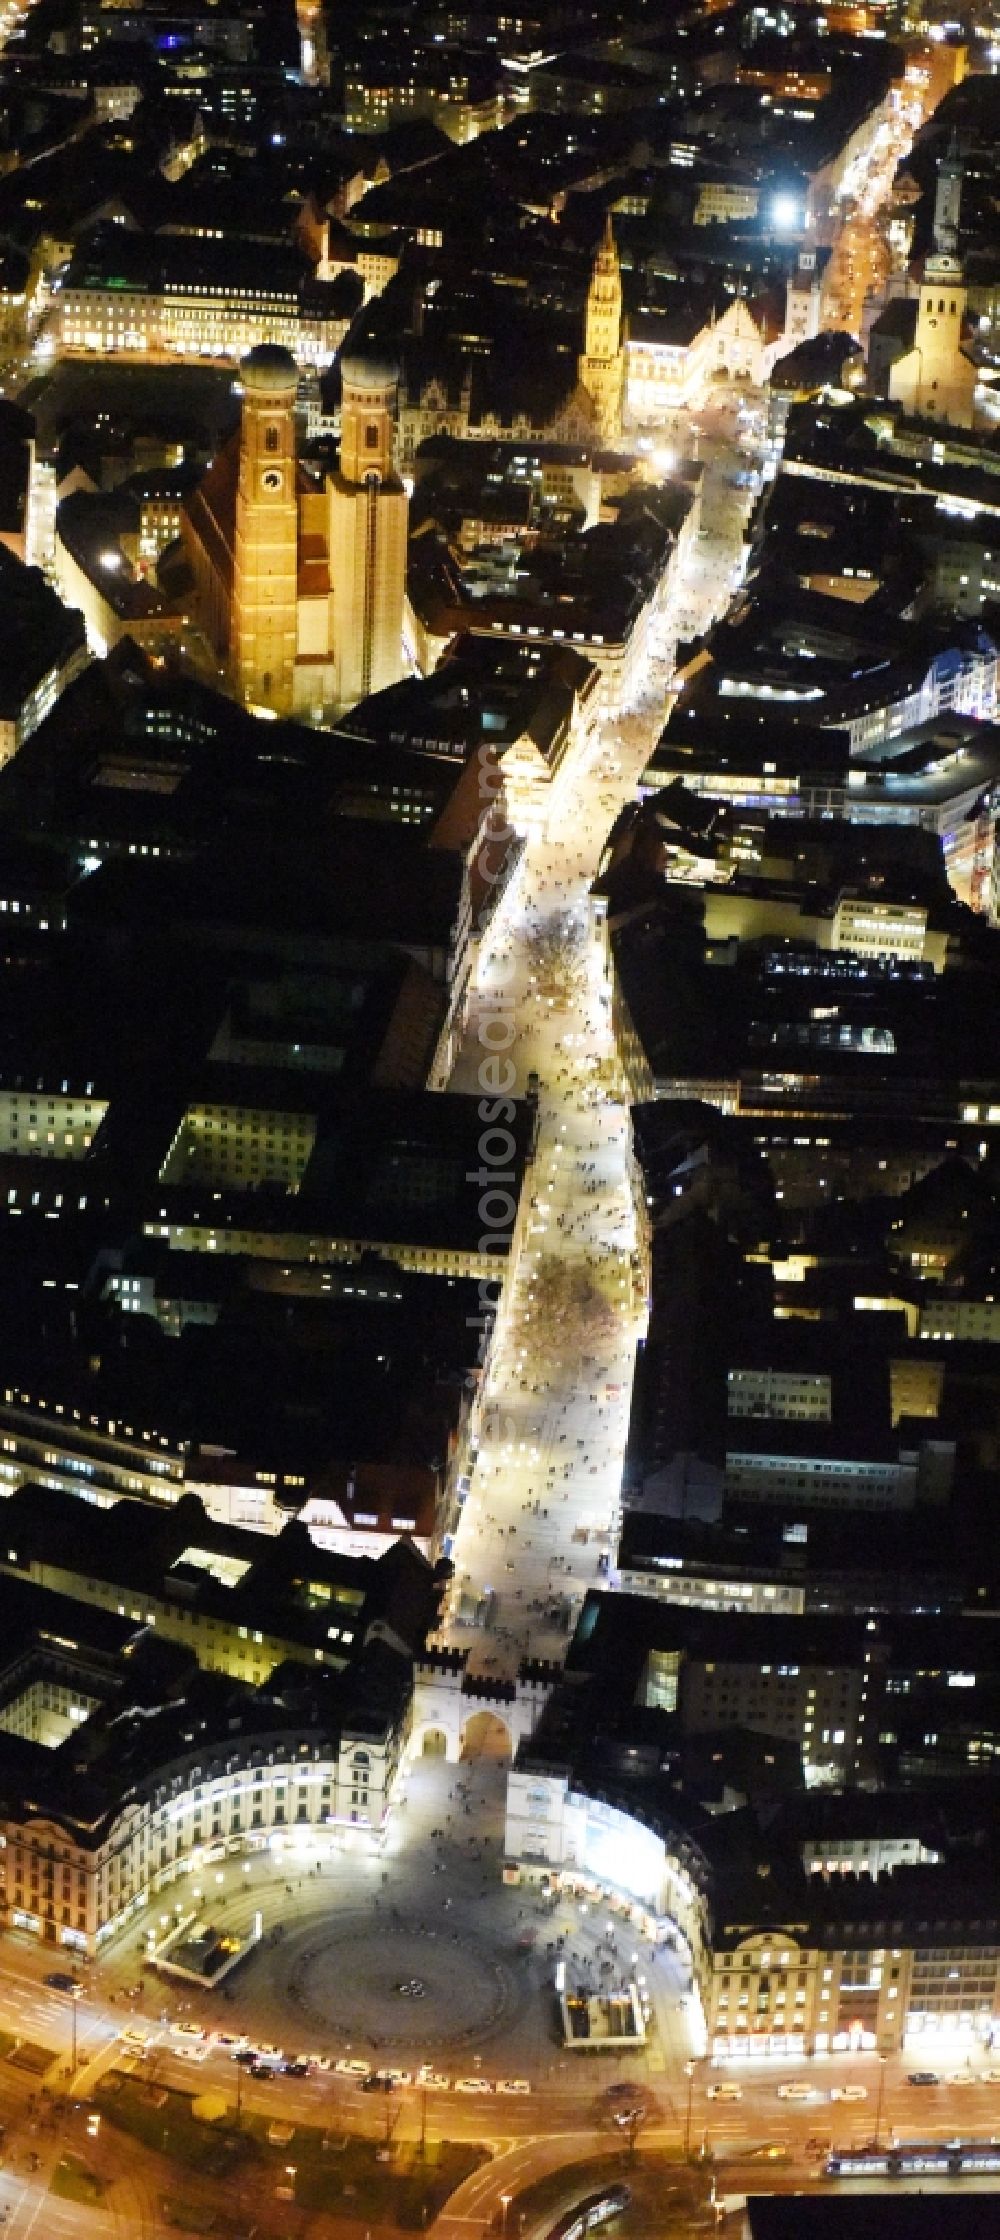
283, 1918, 517, 2052
87, 1761, 687, 2092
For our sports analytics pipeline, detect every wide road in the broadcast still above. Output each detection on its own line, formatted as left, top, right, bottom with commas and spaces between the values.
9, 1907, 991, 2148
2, 1879, 1000, 2240
819, 63, 935, 334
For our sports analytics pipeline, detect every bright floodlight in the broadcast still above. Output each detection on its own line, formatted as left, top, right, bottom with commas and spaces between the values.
771, 193, 800, 229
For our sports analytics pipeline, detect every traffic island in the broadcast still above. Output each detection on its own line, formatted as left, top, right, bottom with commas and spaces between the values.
161, 2202, 246, 2235
96, 2072, 258, 2177
280, 2133, 485, 2225
7, 2037, 57, 2074
95, 2070, 486, 2223
50, 2153, 107, 2205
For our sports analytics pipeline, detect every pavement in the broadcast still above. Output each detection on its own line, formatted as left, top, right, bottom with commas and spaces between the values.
439, 417, 756, 1681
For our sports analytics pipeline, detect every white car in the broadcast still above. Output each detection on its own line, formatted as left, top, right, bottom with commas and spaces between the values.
248, 2044, 284, 2069
981, 2070, 1000, 2084
707, 2083, 743, 2102
304, 2053, 333, 2072
830, 2086, 867, 2102
170, 2022, 206, 2042
455, 2077, 493, 2095
335, 2058, 371, 2078
777, 2083, 814, 2101
174, 2040, 210, 2063
496, 2079, 531, 2096
417, 2070, 451, 2091
214, 2033, 249, 2056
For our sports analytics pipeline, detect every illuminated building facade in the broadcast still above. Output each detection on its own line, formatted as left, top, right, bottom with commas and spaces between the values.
625, 296, 767, 422
56, 233, 346, 370
701, 1922, 1000, 2065
577, 215, 625, 445
888, 254, 977, 429
693, 180, 761, 226
0, 1487, 444, 1949
182, 343, 408, 719
343, 57, 507, 142
328, 351, 409, 710
505, 1767, 1000, 2060
0, 548, 90, 767
0, 1704, 404, 1952
232, 346, 300, 716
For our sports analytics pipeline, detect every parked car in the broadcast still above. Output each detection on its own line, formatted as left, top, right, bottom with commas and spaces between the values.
707, 2084, 743, 2102
907, 2071, 940, 2086
830, 2086, 867, 2102
777, 2083, 814, 2101
336, 2059, 371, 2079
44, 1973, 83, 1997
455, 2078, 492, 2095
496, 2080, 531, 2096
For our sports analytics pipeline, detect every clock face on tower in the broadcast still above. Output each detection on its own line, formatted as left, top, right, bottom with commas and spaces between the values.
261, 468, 283, 492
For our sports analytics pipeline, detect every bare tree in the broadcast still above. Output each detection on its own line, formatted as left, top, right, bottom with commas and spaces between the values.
526, 915, 587, 1008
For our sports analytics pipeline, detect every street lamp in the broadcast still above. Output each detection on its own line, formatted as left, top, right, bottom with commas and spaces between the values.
683, 2059, 698, 2160
874, 2055, 888, 2149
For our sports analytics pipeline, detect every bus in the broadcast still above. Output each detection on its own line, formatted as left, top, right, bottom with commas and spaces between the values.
827, 2141, 1000, 2182
544, 2186, 632, 2240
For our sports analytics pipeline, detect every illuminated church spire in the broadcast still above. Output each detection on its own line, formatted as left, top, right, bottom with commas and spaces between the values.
578, 212, 624, 445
